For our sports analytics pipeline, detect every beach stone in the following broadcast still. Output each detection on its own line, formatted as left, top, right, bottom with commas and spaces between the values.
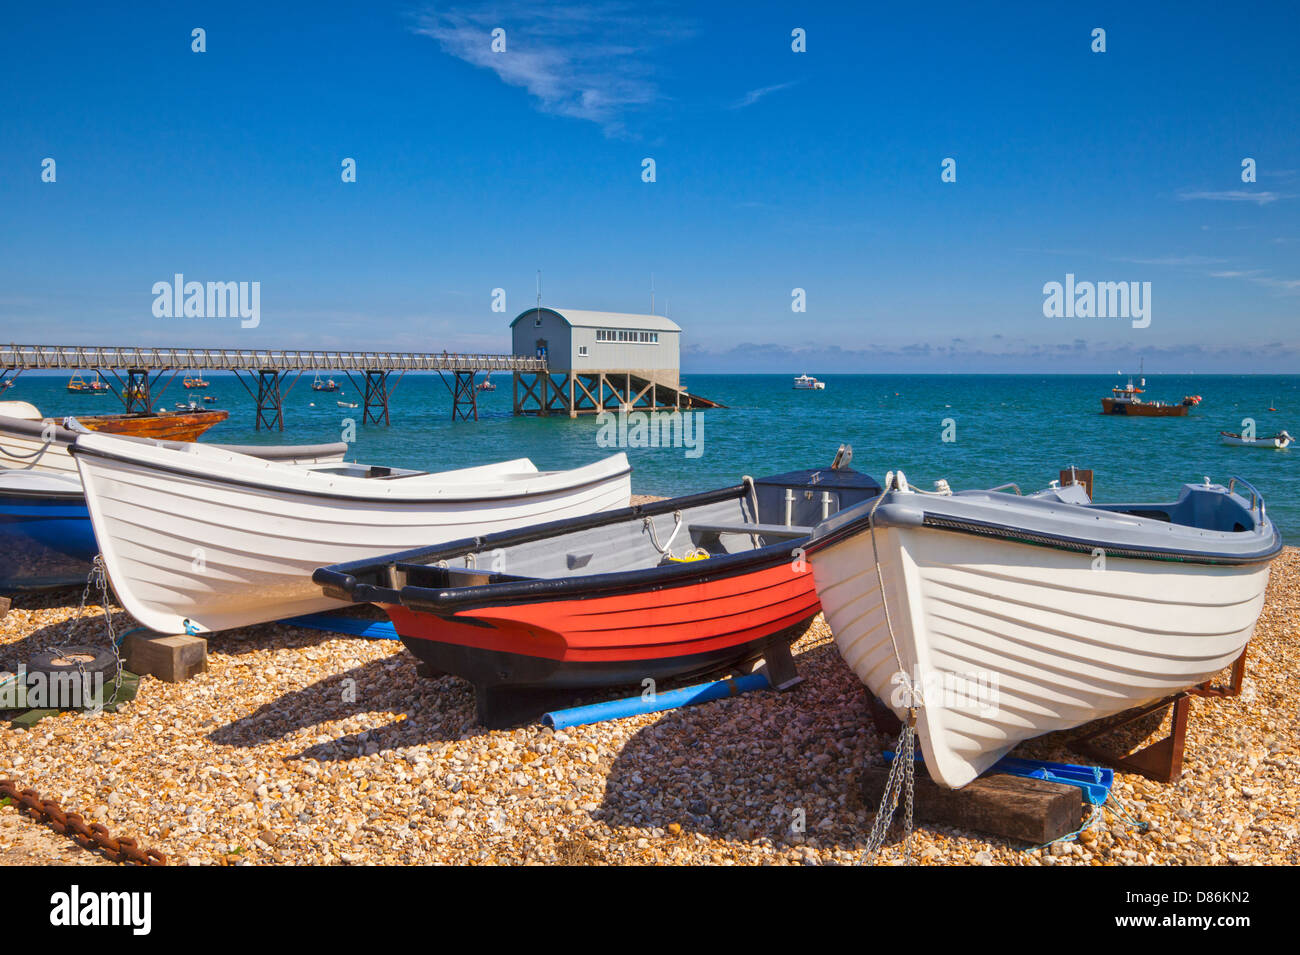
1, 546, 1297, 867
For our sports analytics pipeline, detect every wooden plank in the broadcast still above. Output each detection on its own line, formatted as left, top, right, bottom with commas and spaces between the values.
861, 765, 1083, 845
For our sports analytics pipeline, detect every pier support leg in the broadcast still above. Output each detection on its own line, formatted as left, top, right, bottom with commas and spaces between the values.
124, 368, 151, 413
512, 372, 546, 416
450, 371, 478, 421
254, 369, 285, 431
363, 370, 390, 425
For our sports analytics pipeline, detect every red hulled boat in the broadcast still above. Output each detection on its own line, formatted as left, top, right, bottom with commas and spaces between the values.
315, 453, 882, 726
1101, 362, 1202, 416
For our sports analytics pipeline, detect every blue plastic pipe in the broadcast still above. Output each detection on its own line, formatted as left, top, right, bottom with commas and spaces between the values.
280, 613, 400, 640
543, 672, 771, 729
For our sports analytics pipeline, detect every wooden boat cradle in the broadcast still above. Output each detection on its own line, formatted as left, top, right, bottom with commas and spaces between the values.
1068, 646, 1249, 783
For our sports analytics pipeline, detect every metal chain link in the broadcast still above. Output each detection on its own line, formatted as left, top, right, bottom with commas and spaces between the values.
35, 555, 122, 708
858, 713, 918, 865
0, 779, 166, 865
856, 471, 922, 865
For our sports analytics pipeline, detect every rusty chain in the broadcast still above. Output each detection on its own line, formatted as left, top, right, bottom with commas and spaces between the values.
0, 778, 166, 866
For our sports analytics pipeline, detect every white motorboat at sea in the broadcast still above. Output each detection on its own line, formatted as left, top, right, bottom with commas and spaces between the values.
1220, 430, 1292, 449
72, 434, 631, 633
793, 374, 825, 390
805, 471, 1281, 788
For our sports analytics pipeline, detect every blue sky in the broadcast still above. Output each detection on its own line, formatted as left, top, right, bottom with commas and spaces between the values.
1, 1, 1297, 372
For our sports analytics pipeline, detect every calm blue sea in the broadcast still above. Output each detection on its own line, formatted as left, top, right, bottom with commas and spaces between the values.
11, 372, 1299, 543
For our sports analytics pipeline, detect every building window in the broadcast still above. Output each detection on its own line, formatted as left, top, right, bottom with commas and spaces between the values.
591, 327, 662, 343
577, 345, 588, 357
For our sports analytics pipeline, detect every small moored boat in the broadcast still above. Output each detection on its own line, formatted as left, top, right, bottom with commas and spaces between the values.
72, 436, 633, 633
805, 471, 1281, 788
314, 453, 882, 726
1220, 430, 1292, 449
0, 402, 245, 475
66, 372, 111, 393
67, 406, 229, 442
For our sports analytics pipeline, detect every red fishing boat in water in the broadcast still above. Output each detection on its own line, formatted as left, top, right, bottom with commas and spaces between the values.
1101, 362, 1202, 416
315, 450, 882, 726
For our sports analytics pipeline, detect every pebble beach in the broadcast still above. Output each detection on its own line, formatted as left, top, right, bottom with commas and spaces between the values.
3, 542, 1296, 867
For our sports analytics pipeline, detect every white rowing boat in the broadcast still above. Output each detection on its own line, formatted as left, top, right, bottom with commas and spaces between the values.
72, 434, 631, 633
806, 472, 1280, 788
1220, 430, 1292, 449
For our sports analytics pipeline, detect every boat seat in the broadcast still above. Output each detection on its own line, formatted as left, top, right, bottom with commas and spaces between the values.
691, 522, 813, 539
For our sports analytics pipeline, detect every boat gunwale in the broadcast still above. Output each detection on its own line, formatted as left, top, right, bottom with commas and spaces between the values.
806, 498, 1283, 566
0, 485, 86, 503
69, 437, 631, 505
314, 482, 818, 610
397, 541, 807, 615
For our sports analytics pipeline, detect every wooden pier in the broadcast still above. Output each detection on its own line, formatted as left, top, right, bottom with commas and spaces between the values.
512, 370, 723, 417
0, 345, 545, 429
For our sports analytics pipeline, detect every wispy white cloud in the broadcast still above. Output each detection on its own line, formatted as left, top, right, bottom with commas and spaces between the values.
1249, 275, 1300, 291
1205, 268, 1300, 293
412, 3, 695, 137
1177, 190, 1292, 205
1116, 254, 1227, 266
729, 80, 800, 109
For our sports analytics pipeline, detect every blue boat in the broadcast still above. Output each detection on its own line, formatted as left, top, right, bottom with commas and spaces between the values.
0, 470, 98, 592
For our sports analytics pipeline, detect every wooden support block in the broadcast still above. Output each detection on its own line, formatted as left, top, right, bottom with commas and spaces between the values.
0, 595, 10, 620
123, 632, 207, 682
861, 765, 1083, 845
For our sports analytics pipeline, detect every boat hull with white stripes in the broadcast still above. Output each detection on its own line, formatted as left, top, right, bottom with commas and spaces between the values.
72, 434, 631, 633
807, 477, 1281, 788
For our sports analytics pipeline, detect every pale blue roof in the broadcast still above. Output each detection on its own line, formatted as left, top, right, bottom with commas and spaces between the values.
511, 307, 680, 332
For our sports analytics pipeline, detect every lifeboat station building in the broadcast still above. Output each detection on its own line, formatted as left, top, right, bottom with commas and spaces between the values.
509, 307, 718, 416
